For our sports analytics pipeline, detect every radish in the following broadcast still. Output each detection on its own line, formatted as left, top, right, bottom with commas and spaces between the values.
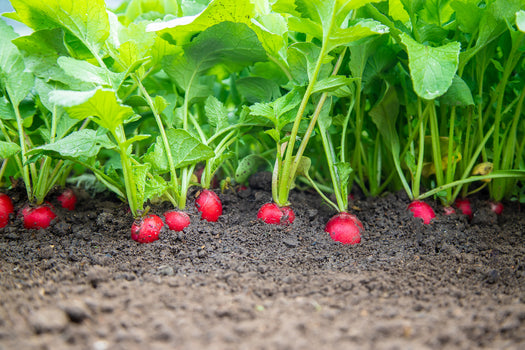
455, 198, 473, 219
0, 193, 14, 228
195, 189, 222, 222
21, 204, 57, 229
57, 188, 77, 211
325, 212, 363, 245
489, 201, 503, 215
443, 206, 455, 215
408, 200, 435, 224
257, 203, 295, 225
131, 214, 164, 243
164, 210, 190, 231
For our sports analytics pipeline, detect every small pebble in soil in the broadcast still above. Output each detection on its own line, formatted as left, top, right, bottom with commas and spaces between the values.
61, 301, 91, 323
157, 265, 175, 276
29, 308, 69, 334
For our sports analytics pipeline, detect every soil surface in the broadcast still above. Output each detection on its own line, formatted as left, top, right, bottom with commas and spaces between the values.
1, 180, 524, 350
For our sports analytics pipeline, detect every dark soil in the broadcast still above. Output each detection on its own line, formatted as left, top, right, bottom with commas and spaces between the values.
1, 181, 524, 350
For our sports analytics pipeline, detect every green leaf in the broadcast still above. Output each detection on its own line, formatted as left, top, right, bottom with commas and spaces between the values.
235, 154, 268, 183
153, 95, 168, 114
0, 141, 21, 159
400, 0, 425, 17
264, 129, 281, 142
236, 76, 281, 103
57, 57, 125, 89
147, 0, 255, 45
335, 161, 353, 199
121, 135, 151, 152
418, 0, 454, 27
369, 86, 400, 156
295, 156, 311, 177
132, 162, 150, 207
249, 89, 302, 129
439, 75, 474, 106
144, 129, 215, 172
400, 33, 460, 100
0, 20, 34, 106
144, 175, 168, 201
9, 0, 110, 57
0, 97, 16, 120
312, 76, 355, 94
389, 0, 410, 22
26, 129, 115, 159
204, 96, 229, 133
250, 103, 276, 124
249, 13, 288, 57
162, 21, 267, 102
517, 10, 525, 32
287, 42, 323, 85
49, 88, 135, 133
34, 79, 80, 139
12, 28, 85, 87
325, 18, 389, 52
450, 0, 485, 34
124, 0, 180, 24
166, 129, 214, 168
294, 0, 387, 52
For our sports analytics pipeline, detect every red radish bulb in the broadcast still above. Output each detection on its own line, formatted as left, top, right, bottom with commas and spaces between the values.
443, 206, 455, 215
489, 201, 503, 215
455, 198, 473, 219
164, 210, 190, 231
257, 203, 295, 225
408, 200, 435, 224
0, 193, 14, 228
131, 214, 164, 243
21, 204, 57, 229
325, 212, 363, 245
57, 188, 76, 211
195, 189, 222, 222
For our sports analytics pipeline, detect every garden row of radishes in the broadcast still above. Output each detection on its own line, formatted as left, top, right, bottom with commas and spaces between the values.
0, 0, 524, 244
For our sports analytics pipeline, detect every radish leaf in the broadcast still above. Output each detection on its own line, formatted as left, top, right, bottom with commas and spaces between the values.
9, 0, 109, 58
50, 88, 135, 133
0, 141, 21, 159
400, 33, 460, 100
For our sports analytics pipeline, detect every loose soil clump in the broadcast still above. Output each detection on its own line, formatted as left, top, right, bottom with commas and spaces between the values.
1, 184, 524, 349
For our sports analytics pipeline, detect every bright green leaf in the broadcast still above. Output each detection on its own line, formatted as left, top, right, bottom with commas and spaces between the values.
236, 76, 281, 103
144, 175, 168, 201
26, 129, 115, 159
389, 0, 410, 22
335, 161, 353, 198
450, 0, 484, 34
312, 76, 355, 94
163, 22, 267, 102
400, 0, 425, 17
12, 28, 86, 87
144, 129, 214, 172
250, 13, 288, 57
147, 0, 255, 45
204, 96, 229, 132
58, 57, 125, 89
400, 33, 460, 100
517, 10, 525, 32
0, 20, 34, 106
50, 88, 135, 133
235, 154, 268, 183
132, 162, 150, 207
0, 141, 21, 159
440, 75, 474, 106
9, 0, 110, 57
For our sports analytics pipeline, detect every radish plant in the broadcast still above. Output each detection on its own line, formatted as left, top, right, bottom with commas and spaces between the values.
250, 0, 388, 224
